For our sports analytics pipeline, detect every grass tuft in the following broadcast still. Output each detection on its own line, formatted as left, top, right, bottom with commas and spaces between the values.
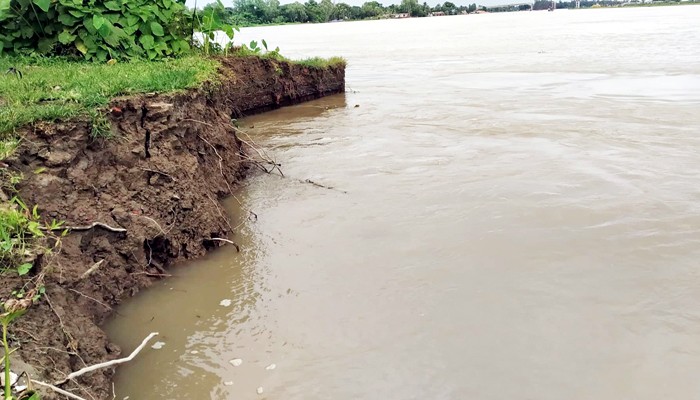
296, 56, 347, 69
228, 47, 346, 70
0, 56, 220, 139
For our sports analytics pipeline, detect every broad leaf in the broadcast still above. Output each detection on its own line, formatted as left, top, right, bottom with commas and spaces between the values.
176, 39, 189, 52
139, 33, 154, 49
104, 0, 120, 10
33, 0, 50, 12
98, 20, 112, 38
0, 0, 11, 21
37, 37, 54, 53
92, 14, 106, 29
17, 262, 33, 276
58, 30, 76, 44
221, 24, 233, 39
20, 24, 34, 38
57, 12, 78, 25
126, 14, 139, 26
150, 21, 164, 36
68, 8, 84, 17
123, 24, 138, 35
74, 38, 87, 54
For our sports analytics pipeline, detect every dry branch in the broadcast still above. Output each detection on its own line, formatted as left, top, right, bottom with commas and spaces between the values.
54, 332, 159, 386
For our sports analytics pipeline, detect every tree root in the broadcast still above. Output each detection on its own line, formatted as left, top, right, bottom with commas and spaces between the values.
53, 332, 158, 386
44, 222, 126, 233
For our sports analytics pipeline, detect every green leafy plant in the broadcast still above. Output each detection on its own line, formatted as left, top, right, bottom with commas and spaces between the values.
1, 303, 25, 400
195, 0, 239, 55
237, 39, 280, 56
0, 0, 194, 60
1, 296, 39, 400
0, 197, 43, 276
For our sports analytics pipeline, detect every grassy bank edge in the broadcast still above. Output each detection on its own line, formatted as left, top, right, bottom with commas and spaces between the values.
0, 49, 346, 272
0, 51, 346, 142
0, 50, 345, 283
0, 50, 345, 398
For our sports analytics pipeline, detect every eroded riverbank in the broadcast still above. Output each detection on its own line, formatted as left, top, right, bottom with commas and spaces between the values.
0, 56, 344, 399
107, 7, 700, 400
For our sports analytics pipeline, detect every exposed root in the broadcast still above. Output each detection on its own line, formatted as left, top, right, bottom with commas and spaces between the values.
54, 332, 158, 386
234, 127, 285, 177
80, 260, 104, 280
44, 293, 79, 357
67, 288, 113, 312
139, 167, 176, 182
44, 222, 126, 233
31, 380, 87, 400
130, 271, 172, 278
197, 133, 232, 193
204, 191, 234, 233
139, 215, 165, 236
210, 237, 240, 252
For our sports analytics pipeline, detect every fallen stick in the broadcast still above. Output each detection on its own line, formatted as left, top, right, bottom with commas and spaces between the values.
54, 332, 159, 386
31, 380, 87, 400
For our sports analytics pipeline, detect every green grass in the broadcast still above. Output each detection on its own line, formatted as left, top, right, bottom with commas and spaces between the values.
229, 47, 347, 70
296, 56, 347, 69
0, 56, 220, 139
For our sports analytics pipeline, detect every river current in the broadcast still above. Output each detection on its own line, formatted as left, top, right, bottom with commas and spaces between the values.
106, 6, 700, 399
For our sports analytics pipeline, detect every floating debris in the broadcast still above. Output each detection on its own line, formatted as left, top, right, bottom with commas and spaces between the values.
229, 358, 243, 367
224, 381, 234, 386
151, 341, 166, 350
190, 350, 199, 354
257, 386, 264, 395
219, 299, 232, 307
265, 363, 277, 370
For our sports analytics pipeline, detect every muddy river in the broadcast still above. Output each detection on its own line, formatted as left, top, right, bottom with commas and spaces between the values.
105, 6, 700, 399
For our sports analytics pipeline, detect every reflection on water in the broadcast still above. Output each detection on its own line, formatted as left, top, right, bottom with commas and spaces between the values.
107, 6, 700, 400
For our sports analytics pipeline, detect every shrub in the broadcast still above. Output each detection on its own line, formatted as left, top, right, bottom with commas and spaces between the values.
0, 0, 193, 60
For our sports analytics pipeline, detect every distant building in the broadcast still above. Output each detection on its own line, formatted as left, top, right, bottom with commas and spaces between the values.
430, 11, 447, 16
392, 12, 411, 18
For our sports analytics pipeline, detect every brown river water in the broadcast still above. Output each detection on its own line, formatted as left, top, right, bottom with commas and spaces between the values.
105, 6, 700, 400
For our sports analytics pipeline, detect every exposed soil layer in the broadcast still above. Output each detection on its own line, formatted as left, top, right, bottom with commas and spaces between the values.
1, 55, 344, 399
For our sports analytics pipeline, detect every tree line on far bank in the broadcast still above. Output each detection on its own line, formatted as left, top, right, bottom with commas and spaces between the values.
203, 0, 481, 26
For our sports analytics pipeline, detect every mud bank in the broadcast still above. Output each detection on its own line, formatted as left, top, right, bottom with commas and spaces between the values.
1, 56, 344, 399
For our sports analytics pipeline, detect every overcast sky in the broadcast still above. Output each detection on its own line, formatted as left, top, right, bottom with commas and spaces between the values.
185, 0, 503, 8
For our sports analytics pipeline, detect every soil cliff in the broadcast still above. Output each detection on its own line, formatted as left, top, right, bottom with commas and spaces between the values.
1, 55, 345, 399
